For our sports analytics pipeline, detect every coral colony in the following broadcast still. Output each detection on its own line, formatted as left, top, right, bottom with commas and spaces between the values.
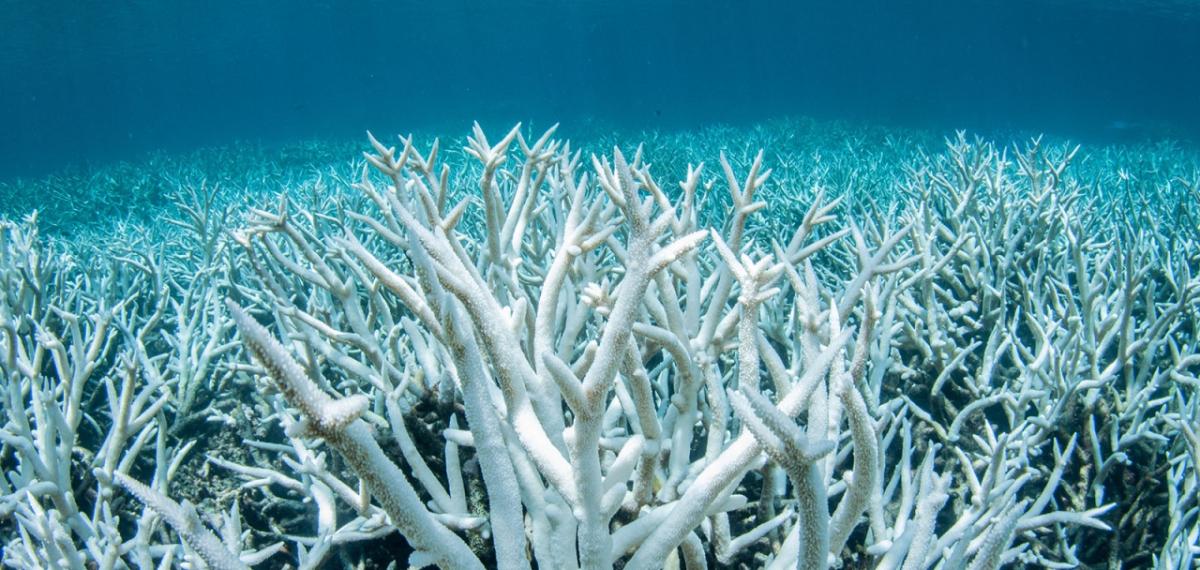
1, 119, 1198, 569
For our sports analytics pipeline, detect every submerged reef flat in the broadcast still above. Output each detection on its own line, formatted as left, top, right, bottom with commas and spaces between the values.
1, 118, 1199, 569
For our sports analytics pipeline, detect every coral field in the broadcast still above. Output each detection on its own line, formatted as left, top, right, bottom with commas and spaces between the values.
1, 118, 1198, 568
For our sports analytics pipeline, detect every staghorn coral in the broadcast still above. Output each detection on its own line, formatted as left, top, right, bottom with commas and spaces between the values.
0, 119, 1198, 569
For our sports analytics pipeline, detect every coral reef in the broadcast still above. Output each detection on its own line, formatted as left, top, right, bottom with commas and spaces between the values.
1, 119, 1198, 568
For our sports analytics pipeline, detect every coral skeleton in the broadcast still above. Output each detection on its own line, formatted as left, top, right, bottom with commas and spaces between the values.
1, 119, 1199, 568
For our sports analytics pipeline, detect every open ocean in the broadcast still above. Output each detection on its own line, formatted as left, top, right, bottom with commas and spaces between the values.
2, 0, 1199, 180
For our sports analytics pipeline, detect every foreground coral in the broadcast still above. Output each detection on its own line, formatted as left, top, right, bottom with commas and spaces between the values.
1, 121, 1198, 568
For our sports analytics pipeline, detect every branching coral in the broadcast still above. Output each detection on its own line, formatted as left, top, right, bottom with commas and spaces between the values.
1, 120, 1198, 569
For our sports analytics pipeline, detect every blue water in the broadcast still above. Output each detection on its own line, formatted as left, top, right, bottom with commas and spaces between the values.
2, 0, 1198, 179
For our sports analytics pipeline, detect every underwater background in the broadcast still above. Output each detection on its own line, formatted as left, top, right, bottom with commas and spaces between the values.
2, 0, 1199, 180
4, 2, 1200, 569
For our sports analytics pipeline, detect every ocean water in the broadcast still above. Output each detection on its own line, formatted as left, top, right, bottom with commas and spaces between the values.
3, 2, 1200, 569
2, 0, 1199, 180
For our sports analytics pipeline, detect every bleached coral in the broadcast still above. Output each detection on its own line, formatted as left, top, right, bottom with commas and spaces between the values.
1, 120, 1198, 569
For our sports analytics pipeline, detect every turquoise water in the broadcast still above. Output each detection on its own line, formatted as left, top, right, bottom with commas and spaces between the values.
2, 0, 1198, 179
